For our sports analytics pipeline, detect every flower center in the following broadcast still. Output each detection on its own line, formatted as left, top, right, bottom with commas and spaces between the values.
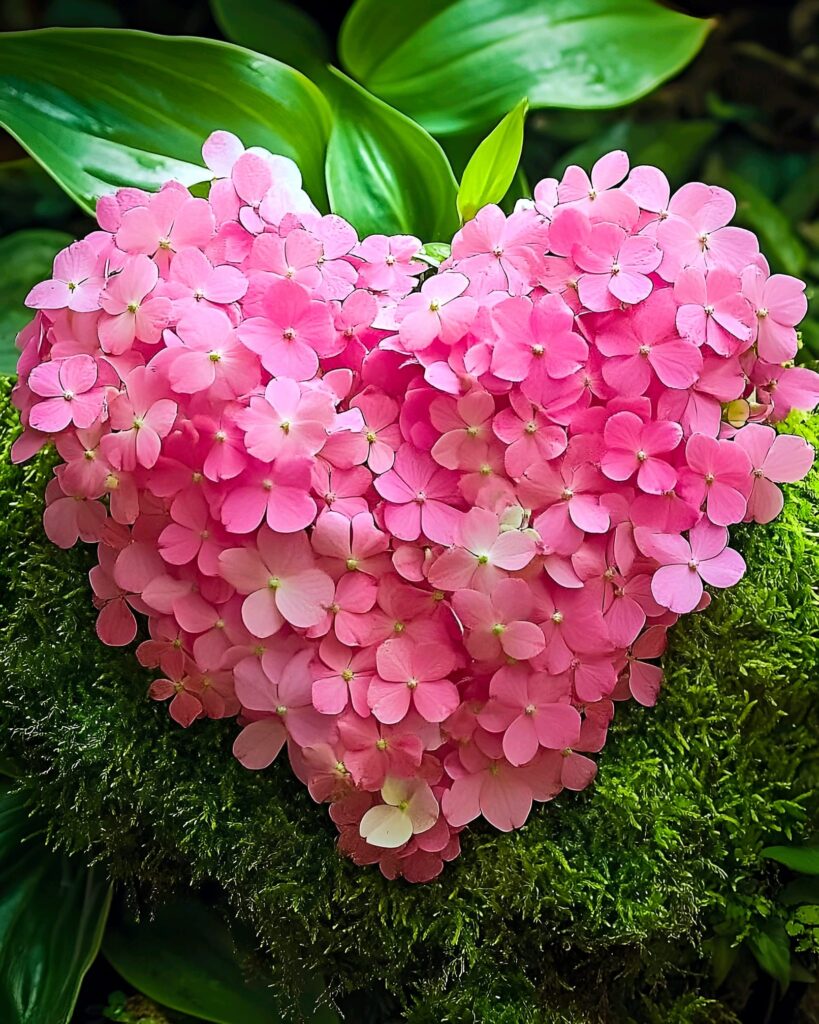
282, 327, 296, 341
209, 351, 221, 362
127, 301, 139, 314
429, 299, 441, 312
415, 490, 426, 504
341, 669, 354, 683
525, 703, 536, 716
346, 557, 359, 570
407, 678, 419, 689
551, 611, 564, 624
636, 449, 647, 462
477, 554, 489, 565
757, 307, 769, 319
268, 576, 281, 590
491, 623, 506, 635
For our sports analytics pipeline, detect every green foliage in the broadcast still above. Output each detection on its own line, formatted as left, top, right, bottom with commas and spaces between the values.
324, 69, 459, 239
339, 0, 712, 135
763, 846, 819, 876
457, 99, 528, 222
0, 375, 817, 1022
0, 781, 111, 1024
210, 0, 330, 81
105, 896, 338, 1024
0, 229, 72, 373
0, 28, 332, 212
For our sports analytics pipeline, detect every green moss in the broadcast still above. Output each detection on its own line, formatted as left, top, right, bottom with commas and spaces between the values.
0, 374, 817, 1022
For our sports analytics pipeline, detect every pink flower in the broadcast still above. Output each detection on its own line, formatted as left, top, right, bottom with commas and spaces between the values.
674, 267, 753, 355
310, 509, 390, 578
349, 390, 401, 473
574, 223, 660, 311
219, 458, 317, 534
678, 434, 752, 526
451, 204, 544, 295
159, 308, 259, 398
236, 377, 334, 462
601, 411, 682, 494
733, 423, 813, 524
101, 367, 178, 471
429, 390, 495, 470
428, 507, 536, 591
167, 246, 248, 309
116, 186, 214, 261
479, 667, 581, 765
99, 254, 171, 354
26, 240, 103, 312
28, 355, 108, 433
368, 638, 459, 724
453, 579, 545, 662
595, 290, 702, 395
374, 444, 462, 544
492, 391, 567, 478
219, 527, 333, 637
238, 279, 335, 380
353, 234, 424, 295
338, 713, 425, 790
396, 272, 477, 351
558, 150, 637, 226
741, 266, 807, 363
311, 635, 374, 716
636, 521, 745, 614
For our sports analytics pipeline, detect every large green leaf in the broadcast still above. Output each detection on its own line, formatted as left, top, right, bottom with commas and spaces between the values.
747, 918, 792, 992
340, 0, 712, 135
763, 844, 819, 876
210, 0, 330, 82
457, 98, 527, 222
324, 68, 459, 239
0, 784, 112, 1024
0, 29, 332, 214
0, 230, 74, 375
104, 896, 338, 1024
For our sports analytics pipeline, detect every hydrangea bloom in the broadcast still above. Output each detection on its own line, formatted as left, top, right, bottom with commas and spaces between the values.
13, 136, 817, 883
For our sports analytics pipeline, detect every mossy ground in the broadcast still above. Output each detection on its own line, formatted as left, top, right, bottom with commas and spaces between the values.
1, 375, 817, 1023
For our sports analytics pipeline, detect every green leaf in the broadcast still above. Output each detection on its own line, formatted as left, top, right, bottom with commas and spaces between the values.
0, 28, 332, 214
0, 230, 74, 374
747, 918, 792, 992
210, 0, 330, 82
554, 119, 719, 187
419, 241, 452, 266
340, 0, 712, 135
324, 68, 459, 239
0, 783, 112, 1024
104, 896, 337, 1024
457, 98, 527, 222
763, 845, 819, 875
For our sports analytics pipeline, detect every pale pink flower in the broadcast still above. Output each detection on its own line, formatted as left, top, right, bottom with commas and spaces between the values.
26, 239, 103, 312
353, 234, 425, 295
311, 635, 374, 717
741, 266, 807, 363
219, 527, 333, 637
733, 423, 813, 524
99, 255, 171, 354
159, 307, 260, 397
558, 151, 637, 226
674, 267, 753, 355
574, 223, 660, 311
28, 354, 108, 433
310, 509, 390, 578
396, 272, 477, 351
219, 457, 317, 534
492, 391, 567, 478
166, 246, 248, 310
116, 185, 214, 261
428, 507, 536, 591
101, 367, 177, 471
453, 579, 545, 662
490, 293, 588, 386
374, 444, 462, 544
237, 377, 334, 462
636, 521, 746, 613
368, 638, 459, 724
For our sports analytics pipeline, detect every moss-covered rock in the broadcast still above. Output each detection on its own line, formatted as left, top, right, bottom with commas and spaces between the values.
1, 375, 817, 1023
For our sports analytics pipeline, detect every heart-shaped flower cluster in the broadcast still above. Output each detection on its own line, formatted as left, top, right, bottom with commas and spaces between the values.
12, 133, 819, 882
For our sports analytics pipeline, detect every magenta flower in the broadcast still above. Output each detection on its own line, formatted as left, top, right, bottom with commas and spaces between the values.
26, 239, 103, 312
601, 411, 682, 494
219, 527, 334, 637
636, 521, 745, 614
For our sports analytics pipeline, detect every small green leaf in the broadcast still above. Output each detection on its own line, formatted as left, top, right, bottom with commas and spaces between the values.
340, 0, 712, 135
0, 230, 74, 375
457, 98, 527, 222
747, 918, 792, 992
104, 896, 337, 1024
324, 68, 459, 239
763, 845, 819, 875
419, 242, 452, 266
210, 0, 330, 82
0, 28, 332, 214
0, 783, 112, 1024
